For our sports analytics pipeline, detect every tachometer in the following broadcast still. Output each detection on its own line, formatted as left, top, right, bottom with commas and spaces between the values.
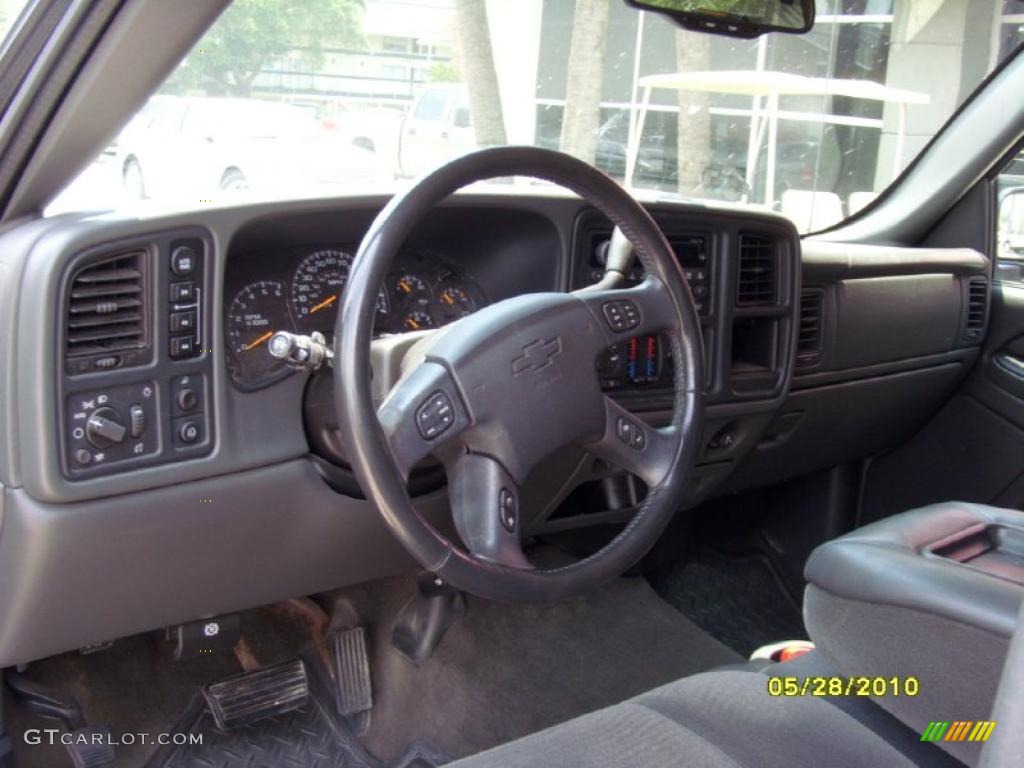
291, 249, 352, 332
227, 280, 290, 385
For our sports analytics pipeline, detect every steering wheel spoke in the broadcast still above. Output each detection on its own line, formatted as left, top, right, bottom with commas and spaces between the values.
448, 453, 532, 570
377, 361, 471, 478
583, 396, 676, 487
575, 276, 678, 345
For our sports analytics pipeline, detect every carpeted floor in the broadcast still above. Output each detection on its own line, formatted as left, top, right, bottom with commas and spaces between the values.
331, 570, 741, 763
5, 568, 740, 766
649, 548, 808, 658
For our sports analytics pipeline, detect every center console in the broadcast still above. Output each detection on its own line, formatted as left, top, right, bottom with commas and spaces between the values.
558, 205, 799, 516
804, 502, 1024, 764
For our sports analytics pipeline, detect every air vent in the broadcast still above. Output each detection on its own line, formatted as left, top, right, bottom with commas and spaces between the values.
796, 289, 825, 368
737, 234, 777, 306
963, 277, 989, 342
65, 251, 148, 360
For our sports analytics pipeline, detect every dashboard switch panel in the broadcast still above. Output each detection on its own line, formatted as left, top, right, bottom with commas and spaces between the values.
65, 382, 159, 471
59, 231, 216, 480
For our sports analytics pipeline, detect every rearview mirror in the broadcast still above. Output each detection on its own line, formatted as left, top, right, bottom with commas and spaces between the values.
624, 0, 814, 38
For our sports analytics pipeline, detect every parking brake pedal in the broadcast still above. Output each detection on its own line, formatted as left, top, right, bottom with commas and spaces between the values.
203, 658, 309, 731
332, 627, 373, 733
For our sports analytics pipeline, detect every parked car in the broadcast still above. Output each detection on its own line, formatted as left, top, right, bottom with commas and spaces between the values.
396, 85, 476, 178
117, 96, 383, 199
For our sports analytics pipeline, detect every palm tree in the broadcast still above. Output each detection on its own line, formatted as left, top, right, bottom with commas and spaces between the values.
560, 0, 610, 164
454, 0, 507, 147
674, 28, 711, 194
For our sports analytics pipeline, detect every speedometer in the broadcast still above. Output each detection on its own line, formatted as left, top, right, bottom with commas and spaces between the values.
291, 249, 352, 332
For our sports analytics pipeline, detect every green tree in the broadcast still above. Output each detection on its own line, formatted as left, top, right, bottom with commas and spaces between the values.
428, 62, 459, 83
165, 0, 364, 97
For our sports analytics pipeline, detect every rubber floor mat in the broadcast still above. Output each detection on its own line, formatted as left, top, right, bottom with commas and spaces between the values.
150, 667, 443, 768
649, 549, 807, 657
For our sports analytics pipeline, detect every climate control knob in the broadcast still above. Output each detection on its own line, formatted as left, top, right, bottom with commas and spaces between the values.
85, 407, 127, 448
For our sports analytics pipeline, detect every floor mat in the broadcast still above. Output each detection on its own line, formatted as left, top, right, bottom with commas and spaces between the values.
150, 666, 443, 768
649, 549, 807, 657
330, 570, 741, 763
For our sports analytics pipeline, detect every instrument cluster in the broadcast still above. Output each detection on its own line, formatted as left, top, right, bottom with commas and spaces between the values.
224, 246, 487, 388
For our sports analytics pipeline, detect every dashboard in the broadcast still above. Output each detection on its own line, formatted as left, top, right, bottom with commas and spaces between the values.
225, 246, 488, 388
0, 191, 990, 669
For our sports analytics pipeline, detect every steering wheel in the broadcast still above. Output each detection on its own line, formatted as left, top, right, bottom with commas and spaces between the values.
335, 147, 704, 602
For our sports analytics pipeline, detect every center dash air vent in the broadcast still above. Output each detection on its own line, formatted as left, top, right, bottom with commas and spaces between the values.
796, 289, 824, 368
737, 234, 777, 306
963, 276, 989, 342
65, 251, 148, 366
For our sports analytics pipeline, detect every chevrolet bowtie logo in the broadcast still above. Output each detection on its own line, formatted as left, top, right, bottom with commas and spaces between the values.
512, 337, 563, 375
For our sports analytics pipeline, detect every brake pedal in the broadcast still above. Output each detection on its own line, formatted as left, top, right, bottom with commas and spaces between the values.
332, 627, 373, 733
203, 658, 309, 731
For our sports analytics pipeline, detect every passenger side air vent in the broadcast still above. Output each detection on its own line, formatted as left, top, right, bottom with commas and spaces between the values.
65, 251, 149, 370
963, 276, 989, 342
796, 289, 825, 368
736, 234, 777, 306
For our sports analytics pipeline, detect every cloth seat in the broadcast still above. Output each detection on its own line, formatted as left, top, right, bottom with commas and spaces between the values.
450, 501, 1024, 767
448, 664, 955, 768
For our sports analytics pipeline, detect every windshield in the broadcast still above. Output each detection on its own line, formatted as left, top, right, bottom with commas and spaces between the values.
49, 0, 1024, 233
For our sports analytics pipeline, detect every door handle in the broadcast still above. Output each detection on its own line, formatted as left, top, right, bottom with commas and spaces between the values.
989, 353, 1024, 400
996, 353, 1024, 379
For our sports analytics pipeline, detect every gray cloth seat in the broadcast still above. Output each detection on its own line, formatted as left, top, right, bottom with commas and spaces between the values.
448, 666, 939, 768
450, 501, 1024, 767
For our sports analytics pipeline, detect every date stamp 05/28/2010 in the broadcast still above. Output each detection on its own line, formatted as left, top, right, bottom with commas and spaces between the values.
766, 675, 920, 698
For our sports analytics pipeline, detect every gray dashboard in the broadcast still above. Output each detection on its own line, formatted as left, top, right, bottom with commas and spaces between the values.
0, 192, 990, 666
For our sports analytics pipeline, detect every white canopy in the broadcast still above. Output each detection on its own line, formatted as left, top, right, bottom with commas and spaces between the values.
626, 70, 930, 205
637, 70, 930, 105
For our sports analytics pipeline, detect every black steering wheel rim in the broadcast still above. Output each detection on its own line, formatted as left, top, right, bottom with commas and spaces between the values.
335, 146, 704, 602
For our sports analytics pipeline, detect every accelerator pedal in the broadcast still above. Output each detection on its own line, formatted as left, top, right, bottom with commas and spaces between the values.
332, 627, 373, 734
203, 658, 309, 731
